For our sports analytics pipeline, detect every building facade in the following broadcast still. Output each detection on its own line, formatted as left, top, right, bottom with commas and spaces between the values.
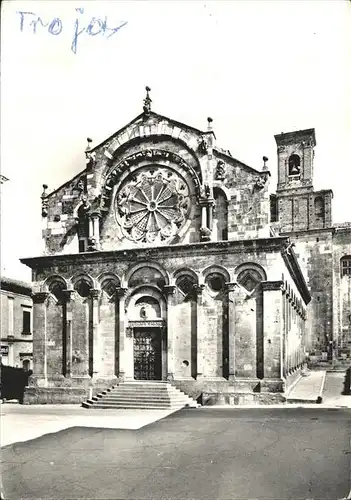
270, 129, 351, 355
0, 278, 33, 371
21, 92, 313, 404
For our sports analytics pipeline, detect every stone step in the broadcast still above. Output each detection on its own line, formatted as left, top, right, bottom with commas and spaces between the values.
83, 403, 186, 410
82, 381, 199, 410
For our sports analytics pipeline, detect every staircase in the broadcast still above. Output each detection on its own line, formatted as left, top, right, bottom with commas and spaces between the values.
82, 381, 199, 410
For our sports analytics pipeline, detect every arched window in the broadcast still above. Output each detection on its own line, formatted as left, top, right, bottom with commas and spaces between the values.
205, 273, 225, 293
213, 187, 228, 241
129, 267, 166, 289
288, 154, 301, 176
74, 278, 92, 298
176, 275, 197, 297
49, 280, 66, 303
314, 196, 325, 221
341, 256, 351, 277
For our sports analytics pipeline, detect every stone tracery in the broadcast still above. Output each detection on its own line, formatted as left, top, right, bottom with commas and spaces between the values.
115, 167, 191, 244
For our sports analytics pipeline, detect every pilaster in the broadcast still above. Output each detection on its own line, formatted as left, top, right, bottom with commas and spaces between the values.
194, 284, 205, 378
116, 287, 128, 379
261, 281, 284, 382
32, 292, 50, 384
164, 285, 176, 380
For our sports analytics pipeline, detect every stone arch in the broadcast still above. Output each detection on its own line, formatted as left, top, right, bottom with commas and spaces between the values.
106, 135, 202, 180
126, 285, 166, 320
234, 263, 267, 284
124, 261, 170, 288
201, 265, 231, 283
42, 275, 68, 303
288, 153, 301, 176
70, 272, 95, 298
97, 272, 121, 297
172, 267, 199, 285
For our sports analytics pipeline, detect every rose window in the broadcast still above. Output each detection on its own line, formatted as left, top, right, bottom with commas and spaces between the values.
115, 167, 191, 243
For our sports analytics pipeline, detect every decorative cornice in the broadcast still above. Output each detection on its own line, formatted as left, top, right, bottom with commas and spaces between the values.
21, 237, 291, 270
261, 280, 284, 292
281, 244, 311, 305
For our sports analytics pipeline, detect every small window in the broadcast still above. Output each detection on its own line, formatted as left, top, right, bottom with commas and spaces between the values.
341, 256, 351, 277
22, 359, 30, 372
22, 310, 31, 334
288, 154, 301, 176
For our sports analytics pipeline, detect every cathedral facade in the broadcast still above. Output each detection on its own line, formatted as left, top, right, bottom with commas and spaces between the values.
22, 90, 350, 405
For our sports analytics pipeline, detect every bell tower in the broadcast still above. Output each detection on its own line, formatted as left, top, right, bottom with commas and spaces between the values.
275, 128, 316, 193
273, 128, 332, 232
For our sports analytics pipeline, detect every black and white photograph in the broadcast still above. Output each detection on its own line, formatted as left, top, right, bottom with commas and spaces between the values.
1, 1, 350, 499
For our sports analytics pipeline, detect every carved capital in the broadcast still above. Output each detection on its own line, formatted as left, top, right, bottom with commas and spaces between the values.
126, 327, 133, 337
193, 284, 205, 296
164, 285, 176, 295
90, 288, 101, 299
225, 282, 240, 293
32, 292, 50, 304
62, 289, 76, 303
116, 287, 128, 298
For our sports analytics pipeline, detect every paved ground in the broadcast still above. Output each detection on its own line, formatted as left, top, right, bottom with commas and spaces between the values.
323, 371, 351, 406
286, 370, 325, 402
1, 406, 350, 500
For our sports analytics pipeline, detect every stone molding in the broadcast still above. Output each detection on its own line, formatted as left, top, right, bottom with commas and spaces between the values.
32, 292, 50, 304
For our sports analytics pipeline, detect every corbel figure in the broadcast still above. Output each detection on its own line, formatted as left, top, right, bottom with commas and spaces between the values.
215, 160, 226, 180
41, 184, 49, 217
198, 135, 209, 155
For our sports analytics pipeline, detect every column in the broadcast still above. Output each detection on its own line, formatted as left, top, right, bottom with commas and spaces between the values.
91, 289, 101, 377
194, 284, 205, 378
226, 283, 238, 381
32, 292, 50, 382
116, 287, 127, 380
164, 285, 176, 380
262, 281, 284, 382
62, 289, 75, 377
201, 206, 207, 228
91, 213, 101, 249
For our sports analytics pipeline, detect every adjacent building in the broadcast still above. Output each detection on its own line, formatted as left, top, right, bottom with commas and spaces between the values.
0, 277, 33, 371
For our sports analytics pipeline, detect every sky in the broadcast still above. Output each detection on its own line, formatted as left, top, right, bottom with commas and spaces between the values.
1, 0, 350, 281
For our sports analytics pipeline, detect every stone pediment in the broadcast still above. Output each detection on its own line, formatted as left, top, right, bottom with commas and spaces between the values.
90, 111, 215, 163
